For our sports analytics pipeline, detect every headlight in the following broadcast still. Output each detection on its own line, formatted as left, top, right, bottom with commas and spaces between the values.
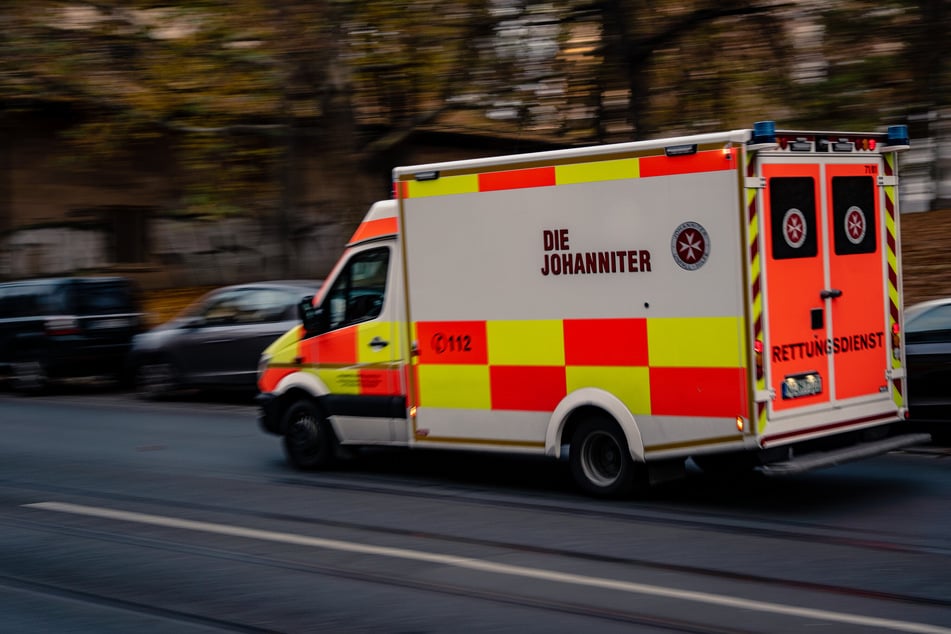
257, 353, 271, 381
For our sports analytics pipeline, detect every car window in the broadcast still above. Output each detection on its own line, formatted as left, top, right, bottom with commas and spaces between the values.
906, 303, 951, 342
2, 283, 63, 317
234, 289, 297, 324
74, 280, 137, 315
325, 248, 389, 330
198, 290, 246, 325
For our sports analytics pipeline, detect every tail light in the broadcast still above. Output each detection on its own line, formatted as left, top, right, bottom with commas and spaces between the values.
753, 339, 764, 373
45, 316, 79, 336
891, 322, 901, 358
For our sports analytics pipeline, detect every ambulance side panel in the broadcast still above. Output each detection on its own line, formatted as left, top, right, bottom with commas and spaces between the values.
398, 147, 752, 459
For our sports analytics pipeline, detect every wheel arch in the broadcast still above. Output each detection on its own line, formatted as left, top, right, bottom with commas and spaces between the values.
546, 388, 645, 463
271, 370, 331, 436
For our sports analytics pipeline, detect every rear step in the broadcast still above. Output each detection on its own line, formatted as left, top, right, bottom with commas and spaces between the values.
756, 432, 933, 476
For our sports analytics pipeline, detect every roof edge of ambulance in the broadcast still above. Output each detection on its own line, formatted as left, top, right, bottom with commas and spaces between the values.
392, 128, 754, 178
347, 199, 399, 246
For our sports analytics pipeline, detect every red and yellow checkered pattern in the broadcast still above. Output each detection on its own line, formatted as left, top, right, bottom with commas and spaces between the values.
258, 321, 404, 396
411, 317, 748, 419
398, 148, 735, 199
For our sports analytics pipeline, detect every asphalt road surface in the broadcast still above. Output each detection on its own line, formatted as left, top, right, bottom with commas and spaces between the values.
0, 387, 949, 633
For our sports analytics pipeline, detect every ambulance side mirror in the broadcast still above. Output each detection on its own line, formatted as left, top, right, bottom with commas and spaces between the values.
298, 296, 326, 336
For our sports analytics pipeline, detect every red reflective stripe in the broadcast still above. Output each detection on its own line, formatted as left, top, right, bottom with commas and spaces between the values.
479, 167, 556, 192
490, 365, 566, 411
650, 367, 748, 417
349, 217, 398, 244
564, 318, 648, 366
415, 321, 488, 364
639, 149, 734, 178
299, 326, 357, 364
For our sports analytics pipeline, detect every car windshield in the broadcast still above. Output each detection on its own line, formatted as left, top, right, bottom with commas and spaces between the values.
905, 302, 951, 333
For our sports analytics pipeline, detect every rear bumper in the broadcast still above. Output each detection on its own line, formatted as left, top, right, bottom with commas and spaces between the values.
755, 431, 932, 476
45, 342, 133, 377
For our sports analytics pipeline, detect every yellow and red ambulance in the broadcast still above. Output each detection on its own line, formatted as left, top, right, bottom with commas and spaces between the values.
257, 121, 930, 496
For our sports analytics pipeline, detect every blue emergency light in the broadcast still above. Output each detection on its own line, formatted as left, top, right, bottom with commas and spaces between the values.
752, 120, 776, 145
887, 125, 909, 147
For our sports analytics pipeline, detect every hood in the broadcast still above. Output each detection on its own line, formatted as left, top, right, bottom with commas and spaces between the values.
263, 324, 304, 362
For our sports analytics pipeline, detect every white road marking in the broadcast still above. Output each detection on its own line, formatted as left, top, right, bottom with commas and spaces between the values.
24, 501, 951, 634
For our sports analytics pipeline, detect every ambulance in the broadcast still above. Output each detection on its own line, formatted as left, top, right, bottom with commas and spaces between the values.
257, 121, 930, 496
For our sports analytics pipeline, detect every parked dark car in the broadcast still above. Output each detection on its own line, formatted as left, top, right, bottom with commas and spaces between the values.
904, 298, 951, 442
129, 280, 320, 399
0, 276, 145, 393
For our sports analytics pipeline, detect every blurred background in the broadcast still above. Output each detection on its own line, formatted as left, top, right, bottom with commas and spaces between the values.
0, 0, 949, 319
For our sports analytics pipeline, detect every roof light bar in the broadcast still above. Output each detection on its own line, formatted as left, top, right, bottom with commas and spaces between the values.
887, 125, 909, 147
832, 138, 854, 152
752, 120, 776, 144
789, 138, 812, 152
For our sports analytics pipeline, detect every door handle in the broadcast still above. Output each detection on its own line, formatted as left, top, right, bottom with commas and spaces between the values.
820, 288, 843, 300
368, 336, 389, 349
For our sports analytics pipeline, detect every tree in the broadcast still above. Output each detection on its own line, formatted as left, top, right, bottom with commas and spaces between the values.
0, 1, 501, 218
805, 0, 950, 127
551, 0, 792, 141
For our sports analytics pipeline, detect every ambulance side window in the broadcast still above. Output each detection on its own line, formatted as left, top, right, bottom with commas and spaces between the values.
324, 247, 390, 330
769, 177, 818, 260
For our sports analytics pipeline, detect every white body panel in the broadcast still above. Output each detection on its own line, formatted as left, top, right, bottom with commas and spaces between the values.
402, 172, 745, 321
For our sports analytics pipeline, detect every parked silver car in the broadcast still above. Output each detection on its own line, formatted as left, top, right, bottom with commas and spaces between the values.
130, 280, 320, 399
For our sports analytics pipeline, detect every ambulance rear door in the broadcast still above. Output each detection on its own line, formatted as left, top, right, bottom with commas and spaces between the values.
756, 152, 899, 445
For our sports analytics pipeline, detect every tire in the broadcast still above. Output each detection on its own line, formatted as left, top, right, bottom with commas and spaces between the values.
10, 360, 49, 395
569, 416, 638, 498
135, 361, 177, 400
282, 400, 336, 470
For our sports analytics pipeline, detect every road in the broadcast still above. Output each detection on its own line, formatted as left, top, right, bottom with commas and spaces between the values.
0, 388, 949, 633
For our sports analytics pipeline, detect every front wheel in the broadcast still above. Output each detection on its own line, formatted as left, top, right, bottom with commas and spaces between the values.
569, 416, 638, 498
282, 400, 336, 470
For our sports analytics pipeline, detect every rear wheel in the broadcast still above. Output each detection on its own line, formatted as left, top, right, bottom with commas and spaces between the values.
282, 400, 336, 470
569, 416, 638, 498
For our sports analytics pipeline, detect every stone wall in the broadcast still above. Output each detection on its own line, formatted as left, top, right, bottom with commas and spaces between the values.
0, 215, 349, 287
